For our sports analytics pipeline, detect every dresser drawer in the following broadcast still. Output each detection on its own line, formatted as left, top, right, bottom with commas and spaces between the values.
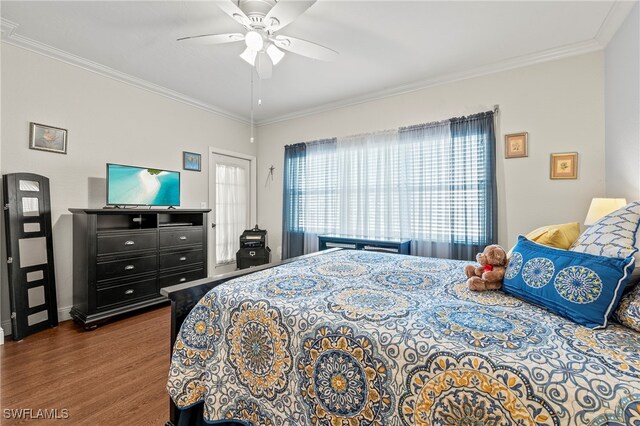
96, 277, 158, 309
96, 254, 157, 283
158, 268, 205, 288
97, 232, 157, 255
160, 249, 204, 270
159, 228, 203, 248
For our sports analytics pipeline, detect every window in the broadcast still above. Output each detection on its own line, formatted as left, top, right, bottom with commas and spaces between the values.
282, 112, 496, 259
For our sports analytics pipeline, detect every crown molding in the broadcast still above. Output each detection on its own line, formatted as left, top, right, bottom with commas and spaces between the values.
256, 38, 603, 126
0, 18, 17, 37
594, 0, 638, 47
0, 18, 250, 124
2, 2, 626, 130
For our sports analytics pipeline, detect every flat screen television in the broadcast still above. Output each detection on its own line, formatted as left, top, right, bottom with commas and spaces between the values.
106, 163, 180, 206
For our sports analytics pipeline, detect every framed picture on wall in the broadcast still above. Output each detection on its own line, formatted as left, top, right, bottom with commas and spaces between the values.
504, 132, 528, 158
550, 152, 578, 179
29, 122, 67, 154
183, 151, 201, 172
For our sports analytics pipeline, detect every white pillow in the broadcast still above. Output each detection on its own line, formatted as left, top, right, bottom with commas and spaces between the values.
570, 201, 640, 265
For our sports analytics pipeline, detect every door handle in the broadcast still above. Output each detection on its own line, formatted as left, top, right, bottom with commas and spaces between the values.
124, 265, 135, 270
179, 277, 187, 282
179, 257, 187, 261
179, 236, 187, 240
124, 289, 134, 295
124, 240, 135, 246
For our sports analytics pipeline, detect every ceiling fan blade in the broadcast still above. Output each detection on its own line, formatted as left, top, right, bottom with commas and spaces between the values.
177, 33, 244, 46
272, 35, 338, 61
264, 0, 317, 32
256, 52, 273, 79
215, 0, 252, 29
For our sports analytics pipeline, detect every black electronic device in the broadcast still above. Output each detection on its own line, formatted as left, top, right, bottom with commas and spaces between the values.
106, 163, 180, 207
240, 226, 267, 248
236, 225, 270, 269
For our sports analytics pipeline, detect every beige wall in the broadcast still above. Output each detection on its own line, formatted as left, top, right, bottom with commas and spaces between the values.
605, 2, 639, 201
257, 52, 606, 260
0, 45, 610, 332
0, 44, 253, 330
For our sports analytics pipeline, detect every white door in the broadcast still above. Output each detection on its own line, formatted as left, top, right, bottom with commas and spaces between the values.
210, 154, 252, 274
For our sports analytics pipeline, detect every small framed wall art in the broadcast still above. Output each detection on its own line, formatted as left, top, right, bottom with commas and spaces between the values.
504, 132, 528, 158
183, 151, 201, 172
550, 152, 578, 179
29, 122, 67, 154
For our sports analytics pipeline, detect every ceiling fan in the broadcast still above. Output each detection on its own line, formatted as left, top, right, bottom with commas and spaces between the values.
178, 0, 338, 79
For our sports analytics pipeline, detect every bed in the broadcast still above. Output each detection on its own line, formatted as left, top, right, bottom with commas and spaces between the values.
164, 248, 640, 425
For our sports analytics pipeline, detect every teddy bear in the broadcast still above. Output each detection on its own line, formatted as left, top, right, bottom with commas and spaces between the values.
464, 244, 508, 291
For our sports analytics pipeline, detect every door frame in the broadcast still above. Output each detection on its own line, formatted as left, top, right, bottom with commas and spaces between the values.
208, 147, 257, 276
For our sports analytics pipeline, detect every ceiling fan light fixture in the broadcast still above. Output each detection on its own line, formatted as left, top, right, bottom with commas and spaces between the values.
266, 43, 285, 65
245, 30, 264, 51
182, 0, 337, 78
240, 47, 257, 66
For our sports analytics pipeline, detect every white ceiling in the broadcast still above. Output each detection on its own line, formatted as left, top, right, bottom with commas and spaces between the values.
0, 1, 632, 123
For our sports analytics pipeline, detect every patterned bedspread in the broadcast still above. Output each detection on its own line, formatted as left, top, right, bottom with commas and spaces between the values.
167, 250, 640, 426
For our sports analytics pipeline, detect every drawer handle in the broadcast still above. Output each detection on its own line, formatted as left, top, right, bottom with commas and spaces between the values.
124, 289, 135, 295
179, 256, 187, 261
179, 277, 187, 282
179, 236, 187, 240
124, 240, 135, 246
124, 265, 135, 270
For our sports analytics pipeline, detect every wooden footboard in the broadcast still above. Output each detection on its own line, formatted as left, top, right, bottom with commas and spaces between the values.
159, 248, 341, 426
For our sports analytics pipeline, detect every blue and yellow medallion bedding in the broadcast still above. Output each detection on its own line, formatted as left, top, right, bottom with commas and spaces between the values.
167, 250, 640, 425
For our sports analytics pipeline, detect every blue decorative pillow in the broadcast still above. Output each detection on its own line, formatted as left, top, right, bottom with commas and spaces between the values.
504, 235, 635, 329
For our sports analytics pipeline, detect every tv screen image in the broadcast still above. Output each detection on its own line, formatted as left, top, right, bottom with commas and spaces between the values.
107, 163, 180, 206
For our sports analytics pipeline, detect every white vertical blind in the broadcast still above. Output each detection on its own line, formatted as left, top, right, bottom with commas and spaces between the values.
215, 163, 248, 264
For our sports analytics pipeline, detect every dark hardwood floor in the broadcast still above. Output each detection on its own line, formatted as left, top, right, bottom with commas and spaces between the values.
0, 305, 171, 425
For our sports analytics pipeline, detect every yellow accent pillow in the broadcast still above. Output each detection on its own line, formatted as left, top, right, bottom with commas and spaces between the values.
508, 222, 581, 257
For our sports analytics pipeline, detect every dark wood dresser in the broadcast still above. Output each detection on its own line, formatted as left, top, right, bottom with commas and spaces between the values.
69, 208, 210, 328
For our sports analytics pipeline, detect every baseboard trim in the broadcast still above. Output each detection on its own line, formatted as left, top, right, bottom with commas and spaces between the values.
1, 305, 72, 339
